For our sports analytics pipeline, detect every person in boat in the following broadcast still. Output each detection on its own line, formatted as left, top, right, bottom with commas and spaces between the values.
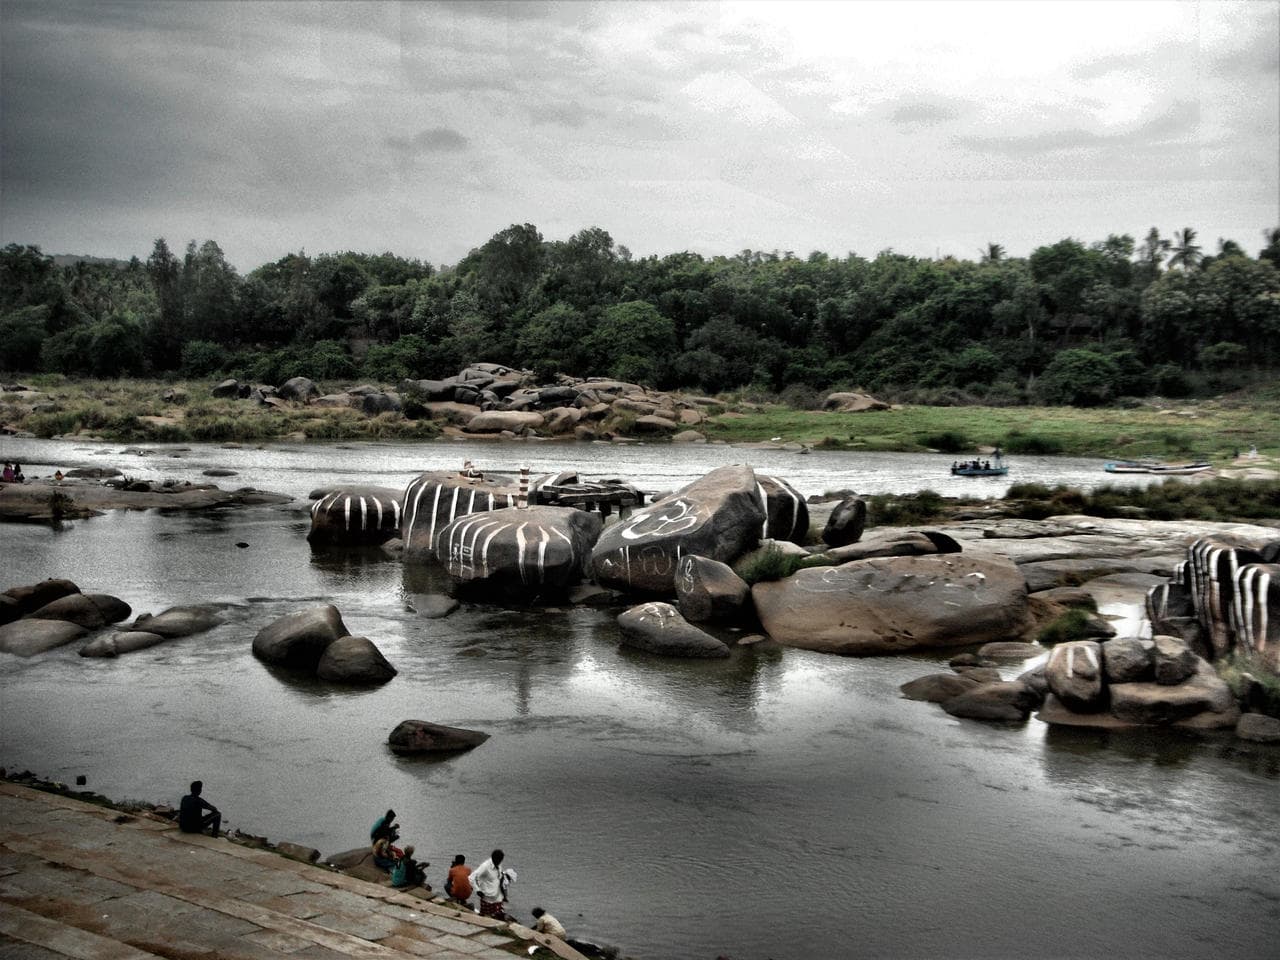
983, 460, 991, 470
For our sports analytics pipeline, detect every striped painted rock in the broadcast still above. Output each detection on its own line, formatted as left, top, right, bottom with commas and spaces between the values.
434, 505, 603, 601
308, 486, 403, 546
757, 475, 809, 545
1231, 562, 1280, 672
1185, 537, 1270, 657
1044, 640, 1105, 712
400, 471, 526, 561
591, 465, 767, 595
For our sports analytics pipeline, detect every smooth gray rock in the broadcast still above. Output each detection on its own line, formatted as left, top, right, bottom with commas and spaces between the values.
308, 485, 403, 546
1109, 659, 1238, 726
0, 618, 89, 657
1153, 635, 1197, 685
26, 593, 130, 629
1044, 640, 1105, 712
1236, 713, 1280, 743
316, 635, 396, 684
211, 378, 240, 398
617, 602, 731, 658
275, 841, 321, 863
942, 680, 1039, 721
406, 594, 460, 619
132, 605, 225, 638
252, 604, 348, 669
821, 497, 867, 548
899, 672, 980, 703
825, 530, 960, 563
4, 578, 80, 619
977, 641, 1044, 661
387, 719, 490, 754
1102, 637, 1153, 683
675, 555, 751, 623
79, 631, 167, 658
277, 376, 320, 402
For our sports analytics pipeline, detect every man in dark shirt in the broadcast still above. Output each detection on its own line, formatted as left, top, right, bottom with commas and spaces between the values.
178, 780, 221, 837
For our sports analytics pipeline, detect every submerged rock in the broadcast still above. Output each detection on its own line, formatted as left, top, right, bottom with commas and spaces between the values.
899, 673, 981, 703
942, 680, 1040, 721
316, 636, 396, 684
79, 631, 167, 658
387, 720, 490, 754
132, 605, 225, 638
617, 602, 731, 658
0, 618, 89, 657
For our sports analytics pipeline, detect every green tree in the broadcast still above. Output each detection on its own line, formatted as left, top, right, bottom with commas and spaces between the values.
0, 304, 49, 370
586, 300, 677, 385
514, 302, 592, 379
1035, 348, 1121, 406
1169, 227, 1202, 273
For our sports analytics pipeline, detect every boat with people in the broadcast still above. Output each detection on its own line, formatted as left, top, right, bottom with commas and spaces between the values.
951, 453, 1008, 477
1103, 459, 1212, 475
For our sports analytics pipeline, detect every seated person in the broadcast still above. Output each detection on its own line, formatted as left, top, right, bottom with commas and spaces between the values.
178, 780, 221, 838
445, 854, 473, 903
390, 844, 427, 888
531, 907, 567, 939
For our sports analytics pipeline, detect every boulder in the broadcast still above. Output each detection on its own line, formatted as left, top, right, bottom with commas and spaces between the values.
316, 636, 396, 684
65, 467, 121, 479
26, 593, 130, 629
308, 486, 403, 546
0, 618, 89, 657
617, 602, 731, 658
312, 393, 357, 409
1038, 694, 1137, 730
1017, 664, 1050, 700
3, 578, 80, 619
899, 672, 981, 702
465, 410, 545, 433
277, 377, 320, 402
675, 556, 751, 623
1152, 635, 1197, 685
1109, 659, 1238, 726
976, 642, 1044, 661
542, 407, 581, 435
591, 465, 766, 595
1102, 637, 1153, 683
361, 392, 402, 415
822, 391, 890, 412
1033, 586, 1102, 608
954, 666, 1002, 684
79, 631, 167, 658
942, 680, 1039, 721
1044, 640, 1105, 712
825, 530, 961, 563
757, 475, 810, 545
401, 378, 456, 401
0, 594, 17, 626
1236, 713, 1280, 743
405, 594, 460, 619
132, 605, 225, 638
275, 841, 321, 864
632, 415, 679, 434
211, 378, 240, 398
435, 505, 603, 601
422, 401, 483, 425
672, 430, 706, 444
387, 720, 490, 755
1231, 562, 1280, 672
252, 604, 349, 669
821, 498, 867, 548
324, 847, 387, 883
751, 553, 1030, 655
400, 470, 526, 560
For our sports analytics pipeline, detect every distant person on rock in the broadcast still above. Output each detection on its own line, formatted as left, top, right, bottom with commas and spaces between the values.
471, 848, 515, 919
370, 808, 398, 842
531, 907, 567, 938
1, 463, 12, 482
445, 854, 473, 904
178, 780, 221, 838
12, 463, 23, 483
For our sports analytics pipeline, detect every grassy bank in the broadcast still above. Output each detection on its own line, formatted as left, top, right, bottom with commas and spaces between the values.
703, 395, 1280, 460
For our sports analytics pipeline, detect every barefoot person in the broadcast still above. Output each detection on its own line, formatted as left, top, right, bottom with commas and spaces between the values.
471, 849, 514, 919
178, 780, 221, 837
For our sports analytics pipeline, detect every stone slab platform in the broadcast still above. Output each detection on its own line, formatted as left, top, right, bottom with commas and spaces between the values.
0, 782, 584, 960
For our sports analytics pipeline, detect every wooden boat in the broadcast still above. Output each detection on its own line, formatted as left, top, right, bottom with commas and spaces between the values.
1103, 460, 1211, 476
951, 461, 1009, 477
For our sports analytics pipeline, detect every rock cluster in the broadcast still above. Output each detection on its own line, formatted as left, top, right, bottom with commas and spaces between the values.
0, 579, 130, 656
251, 604, 395, 684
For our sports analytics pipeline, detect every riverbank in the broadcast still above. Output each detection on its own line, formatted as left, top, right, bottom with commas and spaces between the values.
0, 775, 592, 959
4, 376, 1279, 459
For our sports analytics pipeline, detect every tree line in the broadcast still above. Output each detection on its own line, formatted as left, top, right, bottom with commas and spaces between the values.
2, 224, 1278, 406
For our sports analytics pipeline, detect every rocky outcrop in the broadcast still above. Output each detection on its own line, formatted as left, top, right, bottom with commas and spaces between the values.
752, 553, 1031, 655
400, 471, 524, 561
1044, 640, 1105, 712
591, 465, 766, 595
316, 636, 396, 684
1236, 713, 1280, 743
465, 410, 545, 434
674, 556, 750, 622
0, 618, 88, 656
251, 604, 348, 669
1230, 562, 1280, 673
308, 486, 402, 546
821, 498, 867, 548
899, 672, 981, 702
387, 720, 490, 755
617, 602, 731, 658
1108, 658, 1238, 726
434, 505, 603, 601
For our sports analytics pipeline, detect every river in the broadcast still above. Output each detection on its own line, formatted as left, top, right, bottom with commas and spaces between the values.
1, 437, 1276, 960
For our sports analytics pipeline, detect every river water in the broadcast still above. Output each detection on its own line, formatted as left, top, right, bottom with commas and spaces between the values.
1, 437, 1277, 960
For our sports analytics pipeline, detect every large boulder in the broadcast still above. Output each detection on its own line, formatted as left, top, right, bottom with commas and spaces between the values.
387, 720, 490, 755
942, 680, 1039, 721
3, 579, 80, 621
821, 498, 867, 548
0, 618, 89, 657
1044, 640, 1105, 712
1109, 658, 1238, 726
1101, 637, 1153, 683
757, 475, 809, 545
252, 604, 349, 669
1145, 577, 1199, 645
131, 605, 225, 638
826, 530, 961, 563
465, 410, 545, 434
434, 505, 603, 601
675, 556, 750, 623
211, 378, 240, 398
591, 465, 766, 595
823, 392, 890, 412
751, 553, 1031, 655
277, 377, 320, 402
617, 602, 731, 658
79, 631, 167, 658
400, 470, 525, 561
1230, 562, 1280, 673
308, 486, 403, 546
1152, 635, 1197, 685
316, 636, 396, 684
26, 593, 130, 629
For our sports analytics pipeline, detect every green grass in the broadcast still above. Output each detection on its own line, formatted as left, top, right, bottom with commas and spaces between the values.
735, 543, 833, 584
1216, 651, 1280, 717
1037, 609, 1100, 646
1004, 479, 1280, 523
866, 490, 946, 527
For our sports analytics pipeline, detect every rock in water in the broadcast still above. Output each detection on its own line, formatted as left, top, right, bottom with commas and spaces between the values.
387, 720, 490, 754
26, 593, 130, 629
822, 497, 867, 548
308, 485, 403, 546
2, 578, 81, 621
1109, 658, 1238, 725
591, 465, 766, 595
1101, 637, 1153, 683
252, 604, 349, 669
616, 602, 731, 658
435, 505, 602, 602
0, 618, 89, 656
751, 553, 1031, 655
942, 680, 1040, 721
899, 673, 981, 703
316, 636, 396, 684
757, 475, 810, 545
131, 605, 225, 638
1044, 640, 1105, 712
400, 471, 526, 561
79, 631, 167, 658
675, 555, 750, 622
1152, 635, 1197, 685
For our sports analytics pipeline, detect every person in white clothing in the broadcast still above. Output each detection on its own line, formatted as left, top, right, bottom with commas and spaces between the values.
470, 848, 511, 919
531, 907, 566, 939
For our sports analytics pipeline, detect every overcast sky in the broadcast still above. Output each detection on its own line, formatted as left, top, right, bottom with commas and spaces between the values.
2, 0, 1277, 272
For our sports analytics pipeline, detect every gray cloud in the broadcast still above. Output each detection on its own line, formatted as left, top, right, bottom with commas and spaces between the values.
954, 100, 1200, 155
386, 127, 471, 153
889, 100, 961, 128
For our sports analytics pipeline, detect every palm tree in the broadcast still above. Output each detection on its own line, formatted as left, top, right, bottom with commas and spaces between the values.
980, 242, 1005, 264
1169, 227, 1202, 272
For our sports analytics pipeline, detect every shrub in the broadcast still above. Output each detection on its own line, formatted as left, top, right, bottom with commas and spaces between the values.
867, 489, 945, 526
778, 383, 823, 410
180, 340, 229, 377
920, 430, 969, 453
1002, 431, 1063, 455
1216, 652, 1280, 718
735, 543, 832, 584
1037, 608, 1098, 646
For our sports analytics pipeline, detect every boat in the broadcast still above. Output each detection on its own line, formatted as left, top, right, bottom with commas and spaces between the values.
951, 458, 1008, 477
1103, 460, 1212, 475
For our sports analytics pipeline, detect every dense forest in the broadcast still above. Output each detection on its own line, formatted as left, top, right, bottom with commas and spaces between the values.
2, 224, 1279, 407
